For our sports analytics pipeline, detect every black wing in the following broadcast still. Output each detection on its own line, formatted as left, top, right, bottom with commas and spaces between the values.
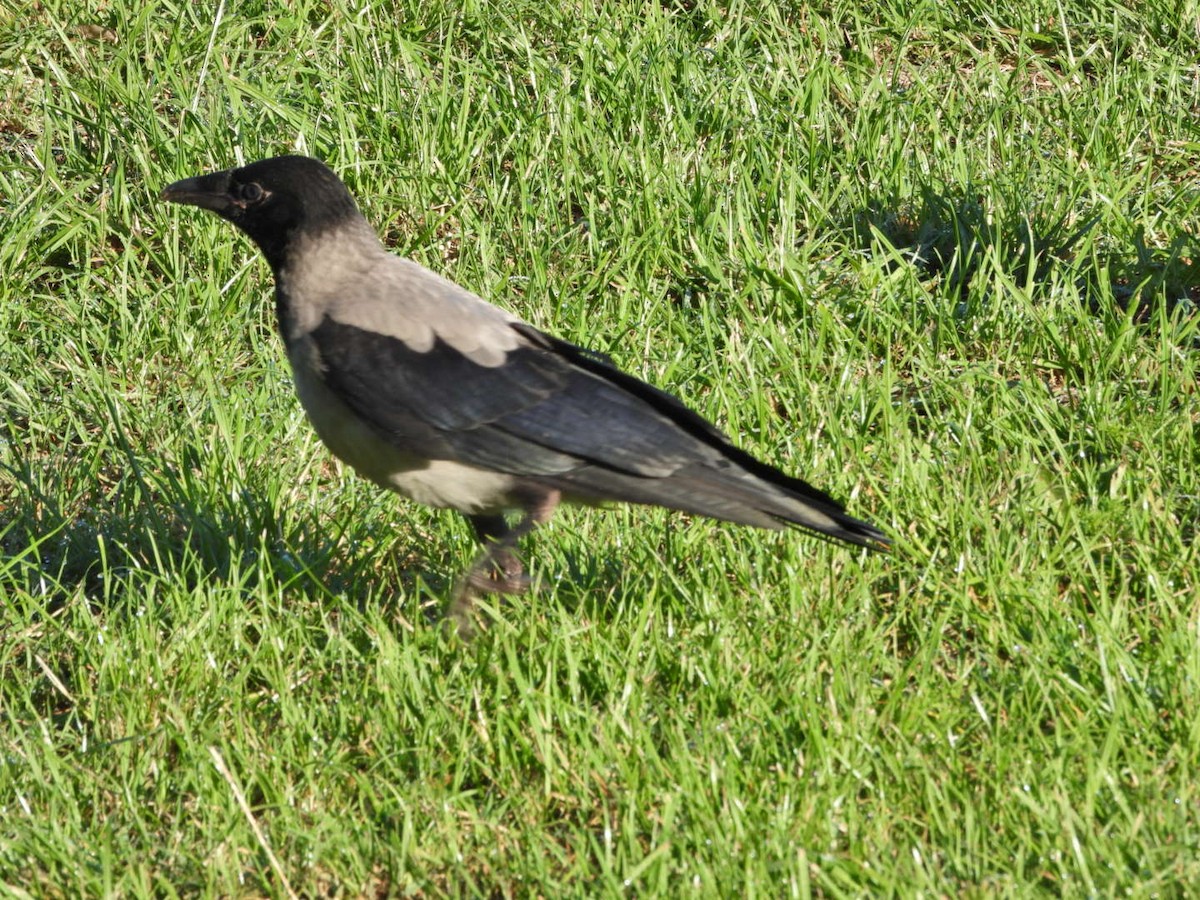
309, 315, 731, 478
309, 315, 889, 546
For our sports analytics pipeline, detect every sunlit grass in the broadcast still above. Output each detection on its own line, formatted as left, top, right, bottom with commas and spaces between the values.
2, 0, 1198, 895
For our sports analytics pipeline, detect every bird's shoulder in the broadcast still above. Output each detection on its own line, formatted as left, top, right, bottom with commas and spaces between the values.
285, 242, 525, 367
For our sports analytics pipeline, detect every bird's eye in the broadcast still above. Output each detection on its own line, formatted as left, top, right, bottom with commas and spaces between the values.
238, 182, 265, 203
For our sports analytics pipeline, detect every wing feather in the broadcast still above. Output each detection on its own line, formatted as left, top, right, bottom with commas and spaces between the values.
308, 315, 715, 478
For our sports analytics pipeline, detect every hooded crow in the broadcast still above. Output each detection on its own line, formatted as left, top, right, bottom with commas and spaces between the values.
162, 155, 889, 635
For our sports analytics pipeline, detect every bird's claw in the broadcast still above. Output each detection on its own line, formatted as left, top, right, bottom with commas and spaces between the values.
444, 552, 533, 639
466, 569, 532, 595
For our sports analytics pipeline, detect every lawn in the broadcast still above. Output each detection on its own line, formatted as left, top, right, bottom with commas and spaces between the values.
1, 0, 1198, 895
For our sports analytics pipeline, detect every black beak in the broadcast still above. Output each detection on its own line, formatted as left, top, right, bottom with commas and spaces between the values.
161, 169, 235, 214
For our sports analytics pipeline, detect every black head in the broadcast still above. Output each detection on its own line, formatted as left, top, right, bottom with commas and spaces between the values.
161, 155, 362, 269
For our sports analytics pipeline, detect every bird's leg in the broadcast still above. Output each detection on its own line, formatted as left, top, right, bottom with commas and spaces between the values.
446, 490, 560, 638
466, 514, 531, 594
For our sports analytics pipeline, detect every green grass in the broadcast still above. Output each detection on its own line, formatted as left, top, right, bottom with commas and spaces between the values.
2, 0, 1198, 895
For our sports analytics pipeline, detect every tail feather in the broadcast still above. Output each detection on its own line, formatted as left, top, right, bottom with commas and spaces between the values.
520, 324, 890, 549
542, 462, 890, 550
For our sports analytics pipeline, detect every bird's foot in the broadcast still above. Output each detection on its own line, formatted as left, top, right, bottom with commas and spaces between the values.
444, 550, 532, 640
466, 562, 532, 595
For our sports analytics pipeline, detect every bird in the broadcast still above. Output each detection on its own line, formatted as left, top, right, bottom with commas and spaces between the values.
161, 155, 889, 636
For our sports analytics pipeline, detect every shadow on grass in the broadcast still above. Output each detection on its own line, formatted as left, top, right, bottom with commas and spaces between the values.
848, 186, 1200, 322
0, 436, 422, 622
